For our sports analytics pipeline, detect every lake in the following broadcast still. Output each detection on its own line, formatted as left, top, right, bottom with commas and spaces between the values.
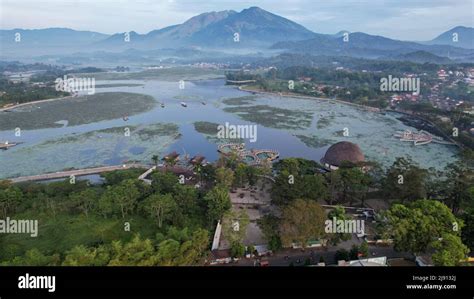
0, 78, 459, 179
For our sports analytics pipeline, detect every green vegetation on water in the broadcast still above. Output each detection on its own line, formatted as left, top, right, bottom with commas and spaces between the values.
43, 123, 180, 145
223, 104, 312, 130
0, 92, 156, 130
295, 134, 332, 148
193, 121, 244, 144
78, 67, 224, 81
95, 83, 144, 88
222, 96, 257, 106
316, 114, 335, 129
194, 121, 220, 135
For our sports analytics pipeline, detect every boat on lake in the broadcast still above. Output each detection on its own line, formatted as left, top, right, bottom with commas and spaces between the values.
0, 141, 20, 150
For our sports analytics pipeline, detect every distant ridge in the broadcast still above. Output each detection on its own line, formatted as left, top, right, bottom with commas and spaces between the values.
0, 8, 473, 62
426, 26, 474, 49
271, 31, 474, 61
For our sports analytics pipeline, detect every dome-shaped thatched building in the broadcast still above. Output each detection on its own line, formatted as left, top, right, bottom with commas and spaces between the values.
321, 141, 365, 170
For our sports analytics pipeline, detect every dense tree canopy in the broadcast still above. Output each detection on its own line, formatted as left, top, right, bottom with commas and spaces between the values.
280, 199, 326, 248
379, 199, 464, 256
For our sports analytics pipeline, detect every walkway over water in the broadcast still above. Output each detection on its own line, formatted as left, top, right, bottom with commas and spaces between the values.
226, 80, 257, 85
6, 163, 147, 183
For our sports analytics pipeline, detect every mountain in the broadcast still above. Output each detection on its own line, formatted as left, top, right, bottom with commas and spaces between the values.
95, 7, 316, 50
150, 10, 237, 41
386, 50, 452, 64
94, 31, 147, 49
0, 28, 109, 56
186, 7, 316, 47
427, 26, 474, 49
1, 9, 473, 63
271, 31, 474, 61
97, 10, 238, 50
332, 30, 350, 38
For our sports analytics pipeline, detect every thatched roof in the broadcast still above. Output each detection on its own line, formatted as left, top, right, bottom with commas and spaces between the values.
190, 155, 205, 165
162, 151, 180, 161
321, 141, 365, 167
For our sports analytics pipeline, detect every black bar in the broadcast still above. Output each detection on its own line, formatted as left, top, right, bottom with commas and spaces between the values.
0, 267, 472, 298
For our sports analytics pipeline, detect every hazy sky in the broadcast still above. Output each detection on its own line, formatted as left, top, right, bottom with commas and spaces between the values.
1, 0, 472, 40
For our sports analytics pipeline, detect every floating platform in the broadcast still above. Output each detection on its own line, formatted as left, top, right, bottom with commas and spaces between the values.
394, 129, 454, 146
218, 143, 279, 165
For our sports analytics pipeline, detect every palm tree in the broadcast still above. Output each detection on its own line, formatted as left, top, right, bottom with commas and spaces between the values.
151, 155, 159, 167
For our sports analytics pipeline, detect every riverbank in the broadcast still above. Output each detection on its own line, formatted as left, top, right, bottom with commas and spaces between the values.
237, 85, 462, 149
0, 95, 73, 112
6, 163, 148, 183
386, 109, 462, 149
237, 85, 381, 113
0, 92, 157, 130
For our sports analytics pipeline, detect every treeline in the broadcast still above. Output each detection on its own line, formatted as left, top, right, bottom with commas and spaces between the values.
225, 71, 262, 82
0, 157, 268, 265
29, 67, 104, 83
0, 168, 227, 266
440, 81, 474, 103
1, 153, 472, 266
263, 157, 473, 265
2, 230, 209, 266
270, 157, 473, 217
250, 53, 458, 74
0, 77, 69, 106
255, 66, 390, 108
0, 63, 105, 106
399, 100, 474, 149
0, 61, 62, 73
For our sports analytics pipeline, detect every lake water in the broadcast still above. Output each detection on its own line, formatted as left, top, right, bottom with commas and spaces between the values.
0, 79, 459, 179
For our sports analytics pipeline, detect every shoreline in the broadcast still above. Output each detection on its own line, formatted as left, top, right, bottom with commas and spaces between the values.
236, 85, 381, 112
236, 85, 462, 149
0, 95, 73, 112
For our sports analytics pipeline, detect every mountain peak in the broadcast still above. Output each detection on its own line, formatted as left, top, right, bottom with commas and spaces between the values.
178, 10, 236, 36
333, 30, 350, 37
240, 6, 274, 16
246, 6, 265, 11
451, 25, 473, 31
188, 9, 237, 21
429, 26, 474, 49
